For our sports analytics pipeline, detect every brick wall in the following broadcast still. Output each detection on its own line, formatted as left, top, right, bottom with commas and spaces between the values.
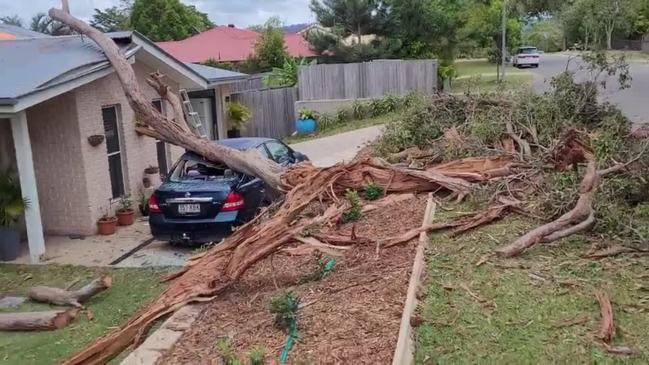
23, 60, 181, 235
27, 92, 92, 235
74, 61, 180, 232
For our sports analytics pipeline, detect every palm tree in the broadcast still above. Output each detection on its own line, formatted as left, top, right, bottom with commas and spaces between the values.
30, 13, 72, 35
0, 15, 23, 27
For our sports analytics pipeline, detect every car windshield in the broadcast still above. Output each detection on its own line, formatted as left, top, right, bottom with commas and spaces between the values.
518, 48, 538, 54
168, 158, 237, 182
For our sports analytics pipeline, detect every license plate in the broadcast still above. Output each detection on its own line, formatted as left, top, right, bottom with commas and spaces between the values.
178, 204, 201, 214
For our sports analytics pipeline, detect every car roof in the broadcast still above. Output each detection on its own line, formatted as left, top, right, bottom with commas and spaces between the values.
216, 137, 274, 150
518, 46, 538, 50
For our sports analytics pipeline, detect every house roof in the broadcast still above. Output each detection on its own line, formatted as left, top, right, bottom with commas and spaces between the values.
185, 63, 248, 84
0, 35, 138, 107
0, 24, 51, 40
0, 28, 248, 113
157, 25, 316, 63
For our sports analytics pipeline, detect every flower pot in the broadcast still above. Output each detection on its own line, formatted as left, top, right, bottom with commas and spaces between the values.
296, 118, 316, 134
0, 227, 21, 261
227, 129, 241, 138
116, 209, 136, 226
97, 216, 118, 235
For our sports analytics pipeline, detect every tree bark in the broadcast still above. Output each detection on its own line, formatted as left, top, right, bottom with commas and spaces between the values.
28, 276, 112, 308
0, 309, 79, 331
49, 8, 284, 190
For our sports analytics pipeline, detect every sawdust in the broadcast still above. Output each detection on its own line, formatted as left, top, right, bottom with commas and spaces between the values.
159, 196, 427, 365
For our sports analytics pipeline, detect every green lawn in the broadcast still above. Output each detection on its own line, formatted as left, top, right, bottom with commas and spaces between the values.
283, 112, 395, 144
415, 209, 649, 364
451, 59, 533, 93
0, 264, 171, 365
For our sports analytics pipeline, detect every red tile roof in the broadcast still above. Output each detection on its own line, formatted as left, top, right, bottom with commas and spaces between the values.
157, 25, 315, 63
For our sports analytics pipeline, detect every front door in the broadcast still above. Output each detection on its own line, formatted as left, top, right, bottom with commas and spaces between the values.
190, 98, 215, 139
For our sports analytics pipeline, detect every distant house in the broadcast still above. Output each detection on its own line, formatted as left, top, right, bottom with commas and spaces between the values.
0, 25, 247, 262
157, 24, 316, 64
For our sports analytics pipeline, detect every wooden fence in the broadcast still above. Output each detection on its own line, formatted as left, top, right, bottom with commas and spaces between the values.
229, 74, 266, 93
298, 59, 437, 101
230, 86, 298, 139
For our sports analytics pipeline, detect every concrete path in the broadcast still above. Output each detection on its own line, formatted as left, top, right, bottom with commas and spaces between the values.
290, 125, 384, 167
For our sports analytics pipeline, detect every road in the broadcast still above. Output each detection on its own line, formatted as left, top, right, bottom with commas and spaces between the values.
290, 125, 383, 167
530, 53, 649, 124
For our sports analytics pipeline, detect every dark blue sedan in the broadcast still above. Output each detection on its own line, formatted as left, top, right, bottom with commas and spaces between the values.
148, 138, 308, 245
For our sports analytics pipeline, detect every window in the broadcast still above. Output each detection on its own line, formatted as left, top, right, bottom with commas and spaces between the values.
264, 141, 292, 164
255, 144, 270, 159
102, 106, 125, 198
152, 100, 169, 176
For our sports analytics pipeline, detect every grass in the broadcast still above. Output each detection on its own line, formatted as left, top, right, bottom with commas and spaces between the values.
283, 112, 395, 144
415, 208, 649, 364
451, 59, 533, 93
0, 264, 171, 365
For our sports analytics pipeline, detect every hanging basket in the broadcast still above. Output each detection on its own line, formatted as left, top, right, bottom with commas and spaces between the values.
87, 134, 105, 147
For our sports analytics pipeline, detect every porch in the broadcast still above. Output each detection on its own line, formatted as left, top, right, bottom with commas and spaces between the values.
2, 218, 193, 267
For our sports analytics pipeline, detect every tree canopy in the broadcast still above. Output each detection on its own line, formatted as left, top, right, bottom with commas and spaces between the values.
90, 3, 131, 33
129, 0, 212, 41
247, 17, 290, 72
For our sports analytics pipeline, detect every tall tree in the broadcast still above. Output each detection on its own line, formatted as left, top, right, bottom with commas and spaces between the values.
310, 0, 387, 44
248, 17, 289, 72
0, 15, 23, 27
387, 0, 466, 61
130, 0, 212, 41
91, 1, 131, 33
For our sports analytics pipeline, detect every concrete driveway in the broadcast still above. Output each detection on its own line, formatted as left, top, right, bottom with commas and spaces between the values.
530, 53, 649, 124
290, 125, 384, 167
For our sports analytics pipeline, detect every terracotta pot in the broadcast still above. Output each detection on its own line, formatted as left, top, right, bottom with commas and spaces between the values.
97, 216, 118, 235
116, 209, 136, 226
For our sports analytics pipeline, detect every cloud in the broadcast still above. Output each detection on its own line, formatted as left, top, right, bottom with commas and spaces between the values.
0, 0, 314, 28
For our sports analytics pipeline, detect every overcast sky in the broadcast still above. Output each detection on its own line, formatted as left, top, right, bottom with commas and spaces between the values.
0, 0, 314, 28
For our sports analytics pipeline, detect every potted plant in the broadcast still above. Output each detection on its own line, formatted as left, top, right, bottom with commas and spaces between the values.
226, 101, 251, 138
296, 109, 317, 134
116, 195, 135, 226
138, 193, 150, 217
97, 204, 117, 235
0, 172, 29, 261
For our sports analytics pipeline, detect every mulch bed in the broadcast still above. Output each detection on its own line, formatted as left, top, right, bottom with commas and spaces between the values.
160, 195, 427, 365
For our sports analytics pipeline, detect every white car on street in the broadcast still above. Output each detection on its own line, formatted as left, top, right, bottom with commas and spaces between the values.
512, 46, 540, 68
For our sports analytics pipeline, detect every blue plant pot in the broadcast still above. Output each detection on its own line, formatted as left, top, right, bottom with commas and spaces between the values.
296, 118, 317, 134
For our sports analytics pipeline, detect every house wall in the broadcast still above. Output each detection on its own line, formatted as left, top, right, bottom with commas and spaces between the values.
21, 60, 185, 236
26, 92, 90, 235
73, 61, 181, 232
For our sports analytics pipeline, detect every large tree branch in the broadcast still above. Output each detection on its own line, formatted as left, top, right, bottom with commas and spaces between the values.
49, 8, 284, 190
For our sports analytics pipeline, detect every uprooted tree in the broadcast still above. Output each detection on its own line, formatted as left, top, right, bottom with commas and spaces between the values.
49, 7, 647, 365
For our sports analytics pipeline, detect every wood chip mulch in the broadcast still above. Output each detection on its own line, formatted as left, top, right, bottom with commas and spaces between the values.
159, 195, 427, 365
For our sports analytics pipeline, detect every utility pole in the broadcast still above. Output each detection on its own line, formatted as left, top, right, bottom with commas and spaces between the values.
501, 0, 507, 82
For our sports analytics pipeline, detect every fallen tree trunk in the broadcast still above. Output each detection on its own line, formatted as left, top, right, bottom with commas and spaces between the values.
0, 309, 79, 331
28, 276, 112, 308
